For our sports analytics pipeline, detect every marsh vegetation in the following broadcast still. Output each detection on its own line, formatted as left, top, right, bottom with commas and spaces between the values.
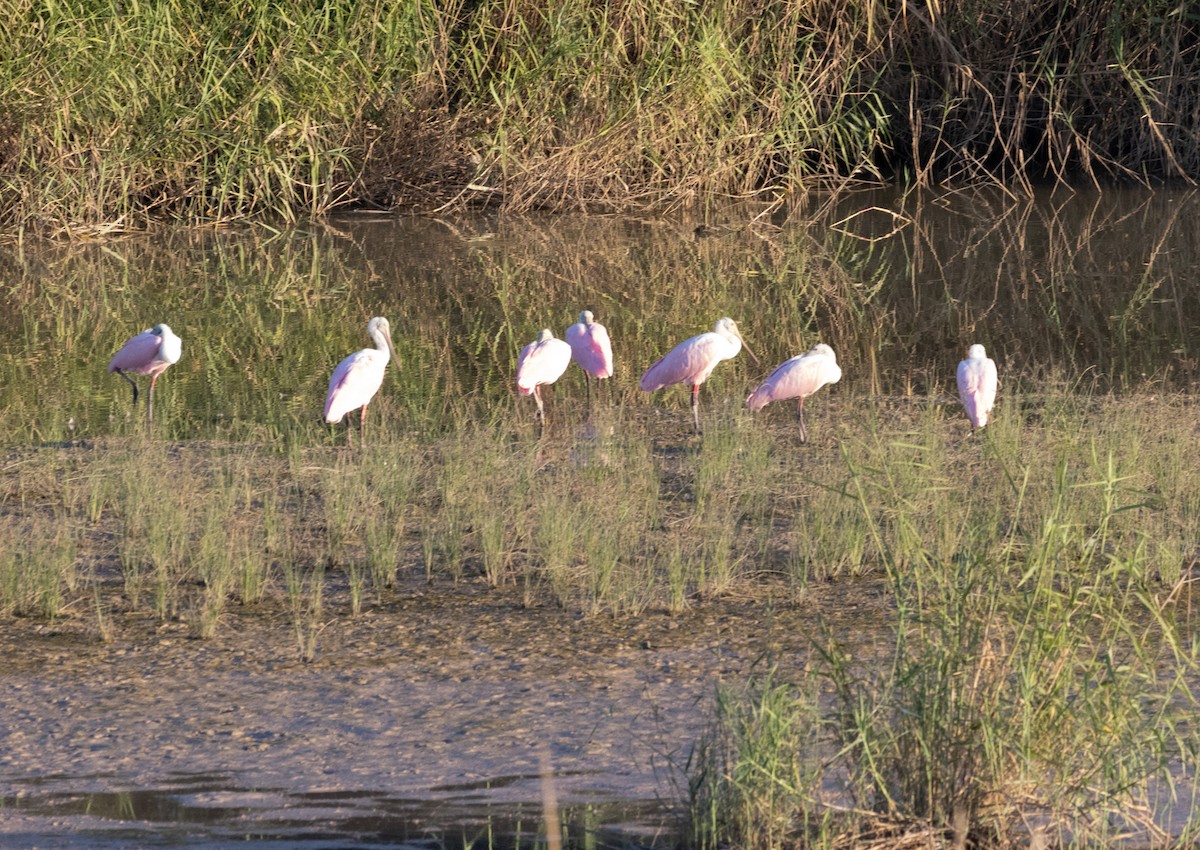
3, 388, 1198, 846
2, 192, 1200, 846
2, 0, 1198, 233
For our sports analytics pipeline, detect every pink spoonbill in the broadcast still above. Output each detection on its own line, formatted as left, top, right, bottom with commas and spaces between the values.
956, 343, 998, 430
639, 317, 759, 434
517, 329, 573, 424
565, 310, 614, 403
108, 323, 182, 423
324, 316, 398, 445
746, 343, 841, 443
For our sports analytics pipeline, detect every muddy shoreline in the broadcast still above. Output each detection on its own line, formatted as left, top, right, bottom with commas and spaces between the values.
0, 573, 889, 845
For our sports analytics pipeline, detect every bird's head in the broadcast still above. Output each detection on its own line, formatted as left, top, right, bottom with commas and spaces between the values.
716, 317, 759, 366
368, 316, 398, 366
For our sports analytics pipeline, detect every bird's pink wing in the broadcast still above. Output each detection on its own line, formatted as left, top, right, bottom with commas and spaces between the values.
517, 339, 572, 394
747, 354, 806, 410
748, 351, 841, 411
108, 331, 162, 374
324, 349, 386, 423
639, 332, 719, 391
567, 323, 614, 379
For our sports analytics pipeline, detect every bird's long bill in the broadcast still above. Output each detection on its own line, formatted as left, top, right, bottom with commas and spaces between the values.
384, 330, 400, 372
737, 333, 761, 367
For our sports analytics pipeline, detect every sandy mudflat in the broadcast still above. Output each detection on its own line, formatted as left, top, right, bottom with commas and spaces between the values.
0, 576, 885, 846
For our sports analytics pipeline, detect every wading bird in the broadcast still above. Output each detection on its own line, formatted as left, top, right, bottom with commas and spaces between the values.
517, 328, 573, 424
324, 316, 398, 445
565, 310, 614, 403
639, 317, 758, 434
746, 343, 841, 443
956, 343, 998, 430
108, 323, 182, 423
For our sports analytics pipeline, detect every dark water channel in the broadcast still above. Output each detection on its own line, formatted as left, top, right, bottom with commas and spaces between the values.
3, 773, 668, 849
3, 187, 1200, 847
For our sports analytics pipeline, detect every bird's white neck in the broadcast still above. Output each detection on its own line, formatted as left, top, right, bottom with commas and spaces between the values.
370, 327, 392, 362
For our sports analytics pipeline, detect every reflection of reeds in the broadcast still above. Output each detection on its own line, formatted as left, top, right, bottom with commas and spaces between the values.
5, 193, 1200, 446
538, 744, 563, 850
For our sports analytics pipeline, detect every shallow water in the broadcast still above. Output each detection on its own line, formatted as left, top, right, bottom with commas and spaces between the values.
2, 776, 669, 849
2, 187, 1199, 442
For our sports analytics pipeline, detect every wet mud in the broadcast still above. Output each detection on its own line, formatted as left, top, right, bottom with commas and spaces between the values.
0, 573, 891, 847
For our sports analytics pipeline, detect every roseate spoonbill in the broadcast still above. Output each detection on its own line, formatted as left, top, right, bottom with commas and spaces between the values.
107, 323, 182, 423
639, 317, 759, 434
324, 316, 398, 445
956, 343, 998, 430
565, 310, 614, 403
517, 328, 573, 423
747, 343, 841, 443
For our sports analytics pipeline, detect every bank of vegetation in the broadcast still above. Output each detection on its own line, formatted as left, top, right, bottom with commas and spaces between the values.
1, 393, 1198, 846
1, 0, 1197, 233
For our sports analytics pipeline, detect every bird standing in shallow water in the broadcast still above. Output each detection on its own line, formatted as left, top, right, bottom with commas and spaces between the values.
324, 316, 398, 446
747, 343, 841, 443
639, 317, 758, 434
565, 310, 614, 405
517, 328, 573, 425
108, 323, 182, 423
956, 343, 998, 430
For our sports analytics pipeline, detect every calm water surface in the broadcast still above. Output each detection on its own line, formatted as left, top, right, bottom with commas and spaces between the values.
2, 186, 1198, 443
3, 776, 667, 849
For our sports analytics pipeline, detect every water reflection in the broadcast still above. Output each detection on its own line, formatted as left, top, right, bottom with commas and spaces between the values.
1, 187, 1197, 442
1, 774, 671, 849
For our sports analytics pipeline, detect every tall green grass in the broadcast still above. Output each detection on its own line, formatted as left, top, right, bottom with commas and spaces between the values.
2, 386, 1198, 633
0, 0, 430, 232
1, 0, 1197, 231
2, 380, 1199, 841
686, 393, 1200, 848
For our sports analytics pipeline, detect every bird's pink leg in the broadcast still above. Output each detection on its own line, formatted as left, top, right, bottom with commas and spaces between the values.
690, 384, 702, 434
797, 397, 807, 444
148, 375, 157, 423
359, 404, 368, 447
